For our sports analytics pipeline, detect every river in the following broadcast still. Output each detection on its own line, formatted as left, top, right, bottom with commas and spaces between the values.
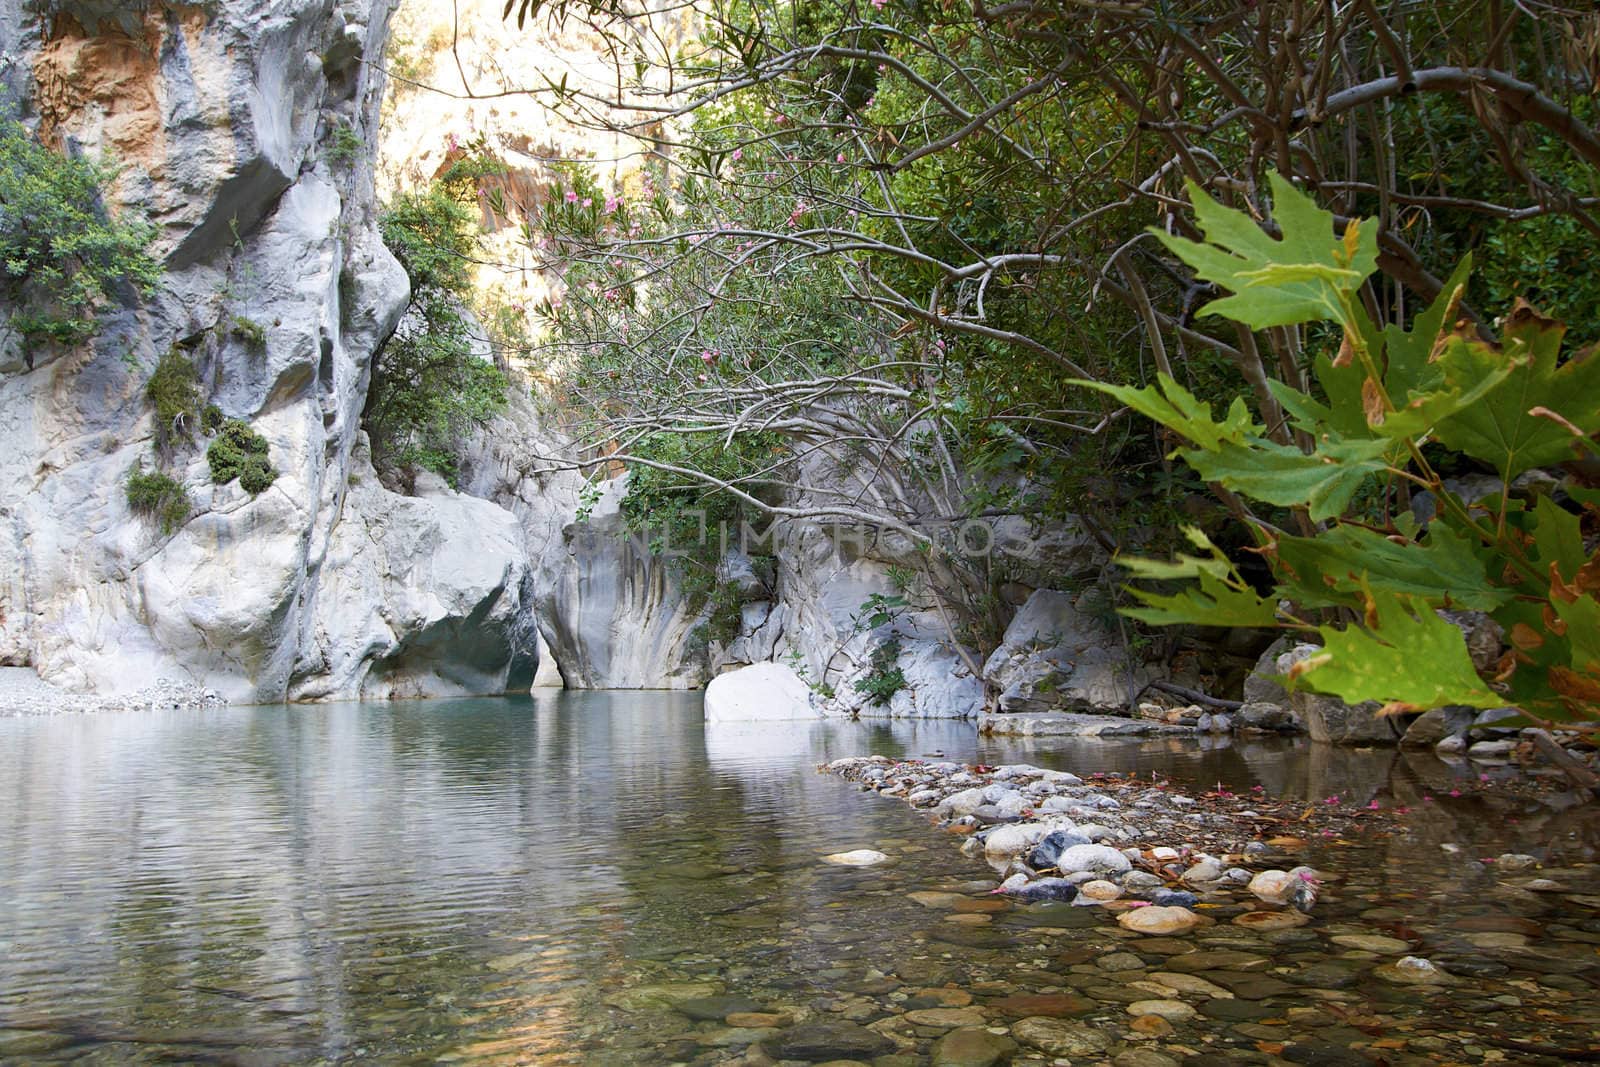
2, 692, 1596, 1064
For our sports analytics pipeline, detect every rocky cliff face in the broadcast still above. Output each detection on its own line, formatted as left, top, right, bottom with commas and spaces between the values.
0, 0, 541, 702
0, 0, 1134, 712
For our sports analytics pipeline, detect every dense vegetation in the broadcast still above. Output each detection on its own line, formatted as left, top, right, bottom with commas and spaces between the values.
370, 184, 509, 486
483, 0, 1600, 720
0, 115, 160, 358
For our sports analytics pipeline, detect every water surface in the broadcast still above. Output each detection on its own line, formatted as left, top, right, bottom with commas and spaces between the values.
1, 693, 1596, 1064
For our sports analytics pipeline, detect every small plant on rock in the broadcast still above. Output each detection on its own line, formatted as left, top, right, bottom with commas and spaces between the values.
206, 418, 276, 494
854, 637, 907, 707
230, 315, 266, 350
126, 463, 190, 534
145, 348, 200, 449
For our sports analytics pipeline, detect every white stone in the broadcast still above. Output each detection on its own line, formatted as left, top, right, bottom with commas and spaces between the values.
704, 663, 818, 722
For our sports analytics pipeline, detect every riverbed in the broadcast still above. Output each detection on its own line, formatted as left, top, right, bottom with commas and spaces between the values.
1, 692, 1596, 1064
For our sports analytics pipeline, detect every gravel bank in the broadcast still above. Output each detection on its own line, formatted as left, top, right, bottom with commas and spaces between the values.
0, 668, 227, 717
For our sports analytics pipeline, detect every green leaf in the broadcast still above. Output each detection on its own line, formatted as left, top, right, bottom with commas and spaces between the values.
1529, 496, 1587, 581
1431, 305, 1600, 477
1117, 535, 1278, 628
1273, 521, 1511, 611
1291, 592, 1503, 710
1117, 526, 1279, 628
1152, 172, 1378, 329
1072, 373, 1254, 451
1181, 436, 1391, 522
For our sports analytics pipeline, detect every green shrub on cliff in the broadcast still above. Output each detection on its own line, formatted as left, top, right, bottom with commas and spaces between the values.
126, 464, 190, 535
370, 185, 507, 486
0, 115, 161, 357
207, 418, 276, 494
146, 348, 200, 449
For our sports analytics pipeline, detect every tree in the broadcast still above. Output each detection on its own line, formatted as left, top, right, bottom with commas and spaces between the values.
461, 0, 1600, 677
0, 115, 160, 360
369, 185, 509, 486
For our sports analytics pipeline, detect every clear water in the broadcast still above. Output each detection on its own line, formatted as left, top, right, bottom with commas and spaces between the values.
1, 692, 1596, 1065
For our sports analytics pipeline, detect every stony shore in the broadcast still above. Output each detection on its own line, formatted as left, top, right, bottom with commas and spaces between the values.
0, 667, 226, 718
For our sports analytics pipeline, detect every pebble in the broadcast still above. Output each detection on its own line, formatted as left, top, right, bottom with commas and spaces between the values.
822, 850, 890, 866
1126, 998, 1197, 1021
1118, 906, 1203, 934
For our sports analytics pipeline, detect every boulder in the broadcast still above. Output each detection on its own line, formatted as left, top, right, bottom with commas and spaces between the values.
704, 663, 818, 722
1277, 644, 1402, 744
1400, 706, 1475, 747
1054, 843, 1131, 876
1117, 906, 1203, 934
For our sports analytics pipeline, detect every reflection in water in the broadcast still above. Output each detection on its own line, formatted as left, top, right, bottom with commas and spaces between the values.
0, 695, 1595, 1063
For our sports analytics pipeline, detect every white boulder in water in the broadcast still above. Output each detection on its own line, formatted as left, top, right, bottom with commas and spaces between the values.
704, 663, 819, 721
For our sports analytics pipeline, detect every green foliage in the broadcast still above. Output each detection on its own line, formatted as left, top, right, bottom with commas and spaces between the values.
684, 572, 747, 650
145, 348, 200, 448
854, 637, 907, 707
126, 464, 189, 534
207, 418, 275, 494
370, 185, 508, 486
238, 454, 276, 494
326, 122, 364, 168
201, 404, 224, 434
1103, 174, 1600, 726
230, 316, 266, 350
0, 115, 160, 350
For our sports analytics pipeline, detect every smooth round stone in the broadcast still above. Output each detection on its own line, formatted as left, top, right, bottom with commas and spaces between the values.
904, 1007, 987, 1028
953, 897, 1011, 914
942, 913, 993, 925
1010, 1016, 1113, 1056
1097, 951, 1147, 972
1164, 949, 1268, 973
1328, 934, 1410, 954
1080, 879, 1123, 901
1128, 1013, 1175, 1037
930, 1027, 1017, 1067
1200, 997, 1277, 1022
909, 891, 964, 909
823, 849, 890, 866
1117, 906, 1203, 935
983, 993, 1094, 1018
1126, 999, 1197, 1021
912, 987, 973, 1008
1234, 909, 1310, 931
1148, 972, 1232, 998
1374, 956, 1454, 985
1459, 931, 1530, 949
677, 995, 767, 1021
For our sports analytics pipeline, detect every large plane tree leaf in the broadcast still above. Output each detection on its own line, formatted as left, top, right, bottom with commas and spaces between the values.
1273, 522, 1511, 611
1180, 435, 1392, 522
1117, 527, 1279, 628
1432, 303, 1600, 477
1072, 374, 1255, 452
1153, 172, 1378, 329
1290, 592, 1504, 710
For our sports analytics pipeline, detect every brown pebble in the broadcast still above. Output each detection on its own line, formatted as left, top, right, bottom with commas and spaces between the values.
1130, 1013, 1175, 1036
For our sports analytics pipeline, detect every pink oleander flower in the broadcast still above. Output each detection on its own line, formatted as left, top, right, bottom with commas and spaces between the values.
581, 197, 592, 208
731, 147, 743, 161
837, 152, 846, 163
564, 189, 578, 203
604, 195, 619, 213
